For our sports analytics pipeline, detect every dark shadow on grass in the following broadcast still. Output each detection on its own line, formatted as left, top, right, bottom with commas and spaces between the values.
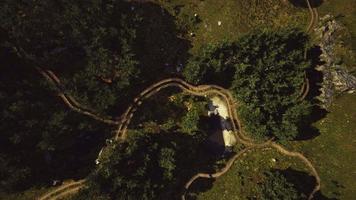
288, 0, 324, 8
276, 168, 331, 199
297, 105, 327, 140
110, 1, 192, 116
184, 178, 215, 200
296, 45, 327, 141
277, 168, 316, 196
306, 46, 325, 103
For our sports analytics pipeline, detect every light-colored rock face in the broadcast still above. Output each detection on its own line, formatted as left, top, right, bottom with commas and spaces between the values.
222, 130, 236, 147
315, 15, 356, 108
207, 96, 236, 147
210, 96, 229, 119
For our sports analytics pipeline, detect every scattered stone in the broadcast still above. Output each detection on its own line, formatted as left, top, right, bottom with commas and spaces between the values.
315, 15, 356, 108
52, 180, 61, 186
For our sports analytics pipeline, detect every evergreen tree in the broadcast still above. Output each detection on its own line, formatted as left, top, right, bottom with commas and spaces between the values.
184, 28, 312, 141
254, 170, 306, 200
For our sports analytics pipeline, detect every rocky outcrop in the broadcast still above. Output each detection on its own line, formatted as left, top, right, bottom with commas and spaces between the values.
315, 15, 356, 108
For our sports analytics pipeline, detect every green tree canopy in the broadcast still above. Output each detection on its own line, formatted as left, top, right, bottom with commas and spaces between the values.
74, 128, 214, 200
183, 28, 312, 141
255, 170, 306, 200
0, 0, 141, 114
0, 0, 191, 193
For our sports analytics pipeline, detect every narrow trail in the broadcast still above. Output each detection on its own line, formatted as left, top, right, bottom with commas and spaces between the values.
37, 2, 320, 199
181, 143, 270, 200
113, 78, 244, 142
38, 78, 320, 200
35, 67, 119, 125
182, 142, 320, 200
298, 72, 310, 101
305, 0, 319, 33
107, 78, 320, 200
300, 0, 318, 100
306, 0, 315, 33
11, 43, 120, 125
37, 179, 86, 200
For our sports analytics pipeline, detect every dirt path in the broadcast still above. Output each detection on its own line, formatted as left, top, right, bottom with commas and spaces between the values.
306, 0, 319, 33
37, 179, 86, 200
36, 3, 320, 197
36, 67, 119, 125
106, 78, 320, 200
182, 142, 320, 200
298, 72, 310, 101
181, 142, 271, 200
37, 77, 320, 200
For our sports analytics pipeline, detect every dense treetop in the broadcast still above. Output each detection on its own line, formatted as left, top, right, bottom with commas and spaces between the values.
184, 28, 312, 141
0, 0, 317, 198
256, 170, 306, 200
0, 0, 189, 193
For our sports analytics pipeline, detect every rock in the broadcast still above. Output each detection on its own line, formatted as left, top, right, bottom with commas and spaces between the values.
315, 14, 356, 108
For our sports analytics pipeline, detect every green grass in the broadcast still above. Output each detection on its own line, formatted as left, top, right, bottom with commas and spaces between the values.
156, 0, 309, 53
290, 94, 356, 199
192, 147, 312, 200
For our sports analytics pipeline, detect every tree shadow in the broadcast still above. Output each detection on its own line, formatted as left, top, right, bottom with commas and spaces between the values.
297, 105, 327, 140
110, 1, 192, 115
296, 45, 328, 141
184, 178, 215, 200
133, 1, 191, 79
288, 0, 324, 8
0, 46, 113, 191
276, 168, 331, 199
306, 46, 325, 103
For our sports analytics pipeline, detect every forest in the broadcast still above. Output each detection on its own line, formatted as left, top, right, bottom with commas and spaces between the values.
1, 0, 355, 200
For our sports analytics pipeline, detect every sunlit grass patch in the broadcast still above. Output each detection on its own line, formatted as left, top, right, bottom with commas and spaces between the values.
291, 94, 356, 199
155, 0, 309, 53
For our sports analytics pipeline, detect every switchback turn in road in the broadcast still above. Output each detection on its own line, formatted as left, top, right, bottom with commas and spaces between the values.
37, 78, 320, 200
37, 1, 320, 198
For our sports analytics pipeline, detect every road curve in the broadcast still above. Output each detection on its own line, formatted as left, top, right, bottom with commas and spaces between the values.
109, 78, 320, 200
113, 78, 250, 145
36, 67, 120, 125
38, 77, 320, 200
305, 0, 319, 33
37, 179, 86, 200
35, 1, 320, 198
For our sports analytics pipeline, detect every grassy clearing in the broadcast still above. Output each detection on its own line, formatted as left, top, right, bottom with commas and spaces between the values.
192, 147, 313, 200
155, 0, 309, 53
288, 94, 356, 199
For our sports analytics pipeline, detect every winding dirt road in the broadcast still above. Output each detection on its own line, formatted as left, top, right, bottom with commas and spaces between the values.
38, 180, 86, 200
36, 66, 120, 125
306, 0, 319, 33
108, 78, 320, 200
37, 1, 320, 199
37, 77, 320, 200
